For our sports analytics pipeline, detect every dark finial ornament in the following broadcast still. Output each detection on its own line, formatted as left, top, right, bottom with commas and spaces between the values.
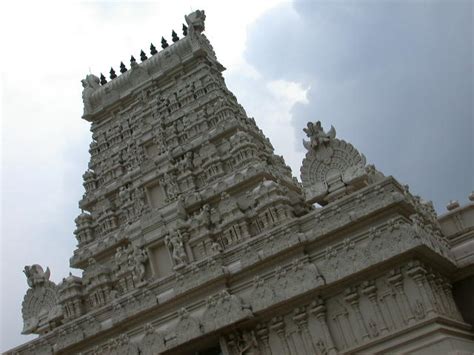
172, 30, 179, 42
109, 67, 117, 79
130, 56, 136, 65
140, 50, 148, 62
100, 73, 107, 85
161, 37, 169, 49
120, 62, 127, 73
182, 24, 188, 36
150, 43, 157, 55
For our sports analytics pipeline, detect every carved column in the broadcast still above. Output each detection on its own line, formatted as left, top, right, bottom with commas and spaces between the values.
344, 287, 370, 342
270, 316, 291, 354
310, 297, 337, 355
292, 306, 316, 354
407, 261, 436, 317
361, 280, 389, 335
442, 280, 462, 320
388, 268, 415, 325
256, 323, 272, 355
435, 276, 450, 316
426, 271, 446, 315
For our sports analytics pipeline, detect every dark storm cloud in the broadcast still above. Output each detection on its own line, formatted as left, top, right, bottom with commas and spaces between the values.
244, 0, 473, 211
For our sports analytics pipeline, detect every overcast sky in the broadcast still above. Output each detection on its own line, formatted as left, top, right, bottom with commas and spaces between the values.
1, 0, 472, 351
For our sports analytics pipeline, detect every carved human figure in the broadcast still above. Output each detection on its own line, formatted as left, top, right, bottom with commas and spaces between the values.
197, 204, 211, 227
163, 172, 180, 200
132, 187, 147, 215
180, 151, 194, 173
119, 185, 131, 206
165, 230, 188, 266
128, 246, 148, 283
114, 246, 126, 273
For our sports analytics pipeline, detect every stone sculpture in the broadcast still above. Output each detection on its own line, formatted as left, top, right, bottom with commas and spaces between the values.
21, 265, 61, 335
301, 120, 379, 205
185, 9, 206, 35
81, 74, 100, 116
165, 230, 188, 267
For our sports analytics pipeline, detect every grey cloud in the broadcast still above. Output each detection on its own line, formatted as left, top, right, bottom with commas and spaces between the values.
244, 0, 473, 211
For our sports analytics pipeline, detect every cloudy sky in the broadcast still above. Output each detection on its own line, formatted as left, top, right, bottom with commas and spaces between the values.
1, 0, 472, 351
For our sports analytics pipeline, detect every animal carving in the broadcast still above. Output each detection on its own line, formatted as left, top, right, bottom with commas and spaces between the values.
81, 74, 100, 116
24, 264, 51, 288
184, 10, 206, 35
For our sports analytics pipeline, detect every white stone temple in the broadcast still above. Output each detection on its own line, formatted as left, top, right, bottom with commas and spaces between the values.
7, 10, 474, 355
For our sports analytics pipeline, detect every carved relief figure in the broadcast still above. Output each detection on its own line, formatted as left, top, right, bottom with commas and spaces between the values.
128, 246, 148, 284
165, 230, 188, 266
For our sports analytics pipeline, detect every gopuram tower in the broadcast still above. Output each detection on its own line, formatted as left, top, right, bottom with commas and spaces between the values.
9, 10, 474, 355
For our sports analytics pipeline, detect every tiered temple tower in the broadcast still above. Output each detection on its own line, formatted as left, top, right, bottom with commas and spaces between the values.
10, 10, 474, 355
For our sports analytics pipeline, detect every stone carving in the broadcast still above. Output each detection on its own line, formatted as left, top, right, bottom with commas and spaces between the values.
184, 10, 205, 35
175, 256, 224, 294
128, 245, 148, 284
202, 290, 252, 332
303, 121, 336, 153
162, 172, 181, 202
21, 265, 61, 335
248, 276, 275, 311
81, 74, 100, 116
140, 323, 165, 355
165, 229, 188, 268
227, 330, 260, 355
301, 121, 383, 205
56, 324, 84, 350
24, 264, 51, 287
175, 308, 202, 344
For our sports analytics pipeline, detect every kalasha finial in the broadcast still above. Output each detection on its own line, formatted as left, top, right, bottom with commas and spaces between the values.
130, 56, 136, 65
150, 43, 157, 55
172, 30, 179, 42
182, 24, 188, 36
100, 73, 107, 85
109, 67, 117, 79
140, 50, 148, 61
120, 61, 127, 73
161, 37, 169, 49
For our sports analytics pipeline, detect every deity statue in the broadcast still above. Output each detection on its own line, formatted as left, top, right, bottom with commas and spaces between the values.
128, 246, 148, 284
165, 230, 188, 266
163, 172, 180, 200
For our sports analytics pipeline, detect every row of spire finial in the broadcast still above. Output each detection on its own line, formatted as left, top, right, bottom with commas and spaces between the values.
99, 25, 189, 85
